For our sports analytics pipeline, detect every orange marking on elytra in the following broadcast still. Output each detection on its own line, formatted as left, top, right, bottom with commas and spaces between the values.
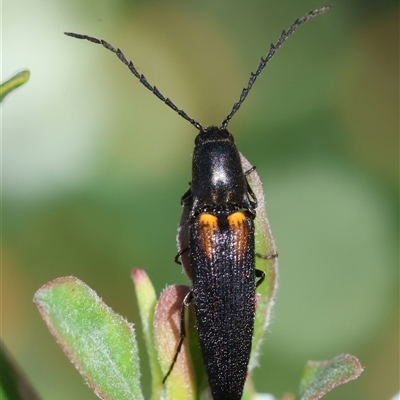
198, 214, 219, 260
227, 212, 246, 228
199, 213, 218, 228
227, 212, 249, 260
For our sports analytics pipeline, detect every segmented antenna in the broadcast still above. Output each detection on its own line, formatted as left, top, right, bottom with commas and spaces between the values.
221, 5, 331, 129
64, 32, 203, 131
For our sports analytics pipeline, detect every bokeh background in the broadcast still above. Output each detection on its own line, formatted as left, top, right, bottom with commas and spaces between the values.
3, 0, 398, 399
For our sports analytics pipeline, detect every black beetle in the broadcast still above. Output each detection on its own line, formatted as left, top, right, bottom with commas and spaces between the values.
65, 6, 330, 399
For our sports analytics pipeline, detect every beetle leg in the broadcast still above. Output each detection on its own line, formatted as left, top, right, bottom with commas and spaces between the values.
162, 290, 193, 383
244, 166, 256, 176
256, 252, 278, 260
174, 247, 190, 265
255, 269, 265, 287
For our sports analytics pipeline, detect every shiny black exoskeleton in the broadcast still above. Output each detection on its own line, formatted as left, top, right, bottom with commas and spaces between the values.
180, 127, 258, 399
184, 127, 256, 216
65, 7, 330, 399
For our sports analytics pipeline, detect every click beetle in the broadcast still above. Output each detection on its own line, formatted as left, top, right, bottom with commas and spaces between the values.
65, 6, 330, 399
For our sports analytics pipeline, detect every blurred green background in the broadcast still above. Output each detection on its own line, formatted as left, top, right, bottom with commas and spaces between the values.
3, 0, 398, 399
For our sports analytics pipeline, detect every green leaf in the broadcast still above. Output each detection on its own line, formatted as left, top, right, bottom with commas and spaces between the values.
298, 353, 364, 400
240, 154, 279, 369
131, 269, 162, 399
0, 70, 30, 103
242, 153, 279, 398
34, 276, 143, 400
0, 340, 41, 400
153, 285, 197, 400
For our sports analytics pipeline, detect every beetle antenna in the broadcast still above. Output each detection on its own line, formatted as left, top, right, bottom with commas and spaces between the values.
64, 32, 203, 131
221, 5, 331, 129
